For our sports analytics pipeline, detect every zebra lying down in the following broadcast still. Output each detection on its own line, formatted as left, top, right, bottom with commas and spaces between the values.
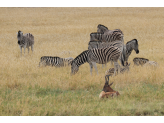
39, 56, 74, 67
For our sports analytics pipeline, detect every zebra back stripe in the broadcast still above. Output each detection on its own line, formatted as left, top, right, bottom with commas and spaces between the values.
39, 56, 73, 67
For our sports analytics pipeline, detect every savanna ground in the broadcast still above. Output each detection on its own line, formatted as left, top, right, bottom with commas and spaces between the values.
0, 7, 164, 116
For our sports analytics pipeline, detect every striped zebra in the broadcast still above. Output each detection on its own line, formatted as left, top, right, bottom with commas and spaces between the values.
90, 32, 104, 41
97, 24, 108, 33
133, 57, 149, 66
105, 63, 130, 76
123, 39, 139, 63
90, 30, 123, 43
88, 40, 124, 67
17, 30, 34, 56
71, 46, 124, 75
91, 27, 123, 42
88, 38, 139, 65
39, 56, 74, 67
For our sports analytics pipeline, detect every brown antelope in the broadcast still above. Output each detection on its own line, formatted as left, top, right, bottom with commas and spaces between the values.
99, 75, 120, 99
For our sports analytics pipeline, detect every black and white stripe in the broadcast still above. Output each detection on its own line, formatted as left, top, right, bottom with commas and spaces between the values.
102, 29, 124, 43
90, 32, 104, 41
17, 30, 34, 56
88, 40, 124, 51
88, 40, 125, 68
88, 38, 139, 65
90, 30, 123, 43
39, 56, 74, 67
71, 46, 124, 75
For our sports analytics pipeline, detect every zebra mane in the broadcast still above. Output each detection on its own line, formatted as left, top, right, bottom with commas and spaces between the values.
90, 32, 104, 35
112, 29, 123, 35
89, 40, 102, 43
97, 24, 108, 30
74, 50, 89, 61
126, 39, 138, 45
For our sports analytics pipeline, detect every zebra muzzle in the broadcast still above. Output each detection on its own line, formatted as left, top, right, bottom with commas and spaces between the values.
18, 41, 20, 44
136, 50, 139, 54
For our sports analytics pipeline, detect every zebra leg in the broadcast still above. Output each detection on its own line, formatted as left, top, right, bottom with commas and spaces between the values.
24, 45, 26, 55
89, 62, 93, 75
113, 62, 120, 76
28, 47, 29, 54
92, 62, 98, 75
19, 45, 22, 56
31, 45, 34, 53
110, 61, 113, 66
102, 63, 106, 68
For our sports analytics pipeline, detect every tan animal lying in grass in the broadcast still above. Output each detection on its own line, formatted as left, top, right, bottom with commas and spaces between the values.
99, 91, 120, 98
99, 75, 120, 99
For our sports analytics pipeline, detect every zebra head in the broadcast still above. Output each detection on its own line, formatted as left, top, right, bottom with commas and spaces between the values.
17, 30, 23, 44
97, 24, 108, 33
126, 39, 139, 54
133, 39, 139, 54
71, 60, 79, 75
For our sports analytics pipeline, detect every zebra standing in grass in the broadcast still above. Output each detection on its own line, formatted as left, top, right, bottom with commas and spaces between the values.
88, 40, 124, 67
71, 46, 124, 75
90, 25, 124, 65
88, 39, 139, 66
17, 30, 34, 56
39, 56, 74, 67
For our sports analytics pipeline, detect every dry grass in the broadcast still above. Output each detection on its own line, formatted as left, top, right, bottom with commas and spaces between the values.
0, 7, 164, 116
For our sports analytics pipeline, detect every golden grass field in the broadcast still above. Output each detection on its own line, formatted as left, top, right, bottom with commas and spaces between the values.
0, 7, 164, 116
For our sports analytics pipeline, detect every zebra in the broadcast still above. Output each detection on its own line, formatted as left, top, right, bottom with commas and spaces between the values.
97, 24, 124, 38
71, 46, 124, 75
90, 30, 124, 42
39, 56, 74, 67
133, 57, 149, 66
17, 30, 34, 56
88, 38, 139, 65
90, 32, 104, 41
123, 39, 139, 64
88, 40, 124, 67
90, 30, 123, 43
97, 24, 108, 33
90, 28, 124, 66
105, 62, 130, 76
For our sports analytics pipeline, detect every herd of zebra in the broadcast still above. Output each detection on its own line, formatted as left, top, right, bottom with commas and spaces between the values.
17, 24, 158, 80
